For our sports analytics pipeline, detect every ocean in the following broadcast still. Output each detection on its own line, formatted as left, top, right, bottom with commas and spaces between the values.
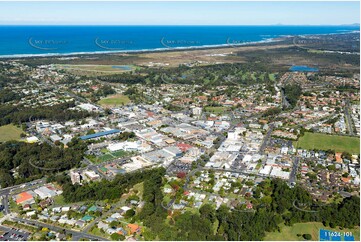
0, 25, 358, 57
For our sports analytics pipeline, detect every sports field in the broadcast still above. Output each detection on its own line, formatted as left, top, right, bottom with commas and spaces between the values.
94, 150, 132, 164
295, 132, 360, 154
264, 222, 360, 241
98, 94, 131, 107
0, 124, 24, 142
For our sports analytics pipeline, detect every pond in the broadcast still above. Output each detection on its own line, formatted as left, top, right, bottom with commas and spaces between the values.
112, 65, 132, 70
289, 65, 319, 72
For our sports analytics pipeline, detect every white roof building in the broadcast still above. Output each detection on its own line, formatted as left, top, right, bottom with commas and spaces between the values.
270, 167, 290, 180
26, 136, 39, 143
242, 155, 253, 163
34, 186, 57, 199
259, 165, 272, 175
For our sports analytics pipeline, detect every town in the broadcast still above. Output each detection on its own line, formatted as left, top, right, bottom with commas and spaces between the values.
0, 30, 360, 241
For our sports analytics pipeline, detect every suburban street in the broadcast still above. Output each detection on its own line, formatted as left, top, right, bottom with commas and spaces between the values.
344, 99, 355, 136
0, 178, 47, 215
259, 124, 274, 155
289, 157, 300, 186
0, 12, 359, 241
11, 217, 109, 241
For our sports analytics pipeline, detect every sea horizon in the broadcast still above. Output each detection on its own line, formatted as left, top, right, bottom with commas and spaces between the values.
0, 25, 359, 58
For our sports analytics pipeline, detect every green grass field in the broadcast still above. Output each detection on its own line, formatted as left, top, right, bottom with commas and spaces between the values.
295, 132, 360, 154
53, 195, 67, 206
112, 150, 129, 158
132, 182, 144, 198
97, 154, 114, 163
0, 124, 24, 142
98, 94, 131, 107
269, 73, 276, 81
92, 150, 132, 164
205, 106, 229, 114
56, 64, 134, 74
264, 222, 360, 241
90, 227, 110, 239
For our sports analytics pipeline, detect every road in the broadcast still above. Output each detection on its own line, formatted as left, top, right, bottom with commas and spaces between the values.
81, 157, 112, 181
344, 99, 354, 136
26, 123, 55, 148
289, 157, 300, 185
1, 177, 111, 240
162, 166, 201, 210
259, 124, 274, 155
0, 195, 9, 216
11, 217, 108, 241
162, 164, 269, 211
82, 199, 123, 233
280, 84, 291, 109
0, 178, 47, 196
0, 178, 47, 215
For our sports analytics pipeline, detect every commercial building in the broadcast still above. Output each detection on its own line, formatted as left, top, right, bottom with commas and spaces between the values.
79, 129, 121, 140
15, 192, 35, 205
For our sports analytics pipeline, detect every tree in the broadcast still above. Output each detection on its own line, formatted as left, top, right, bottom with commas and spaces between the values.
327, 165, 336, 171
199, 204, 216, 222
283, 84, 302, 108
125, 209, 135, 219
342, 152, 352, 161
109, 220, 119, 228
303, 234, 312, 240
176, 172, 186, 179
0, 140, 86, 188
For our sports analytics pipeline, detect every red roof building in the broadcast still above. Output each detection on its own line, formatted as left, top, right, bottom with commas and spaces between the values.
16, 192, 34, 205
177, 143, 192, 152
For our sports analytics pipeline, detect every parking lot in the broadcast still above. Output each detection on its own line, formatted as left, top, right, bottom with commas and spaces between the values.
0, 226, 30, 241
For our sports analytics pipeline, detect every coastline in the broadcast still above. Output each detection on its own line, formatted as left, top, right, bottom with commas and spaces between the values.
0, 37, 281, 59
0, 30, 358, 60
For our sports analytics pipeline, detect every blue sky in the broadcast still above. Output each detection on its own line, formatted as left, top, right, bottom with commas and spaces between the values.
0, 1, 359, 25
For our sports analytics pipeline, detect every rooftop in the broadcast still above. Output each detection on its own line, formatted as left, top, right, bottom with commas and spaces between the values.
79, 129, 121, 140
